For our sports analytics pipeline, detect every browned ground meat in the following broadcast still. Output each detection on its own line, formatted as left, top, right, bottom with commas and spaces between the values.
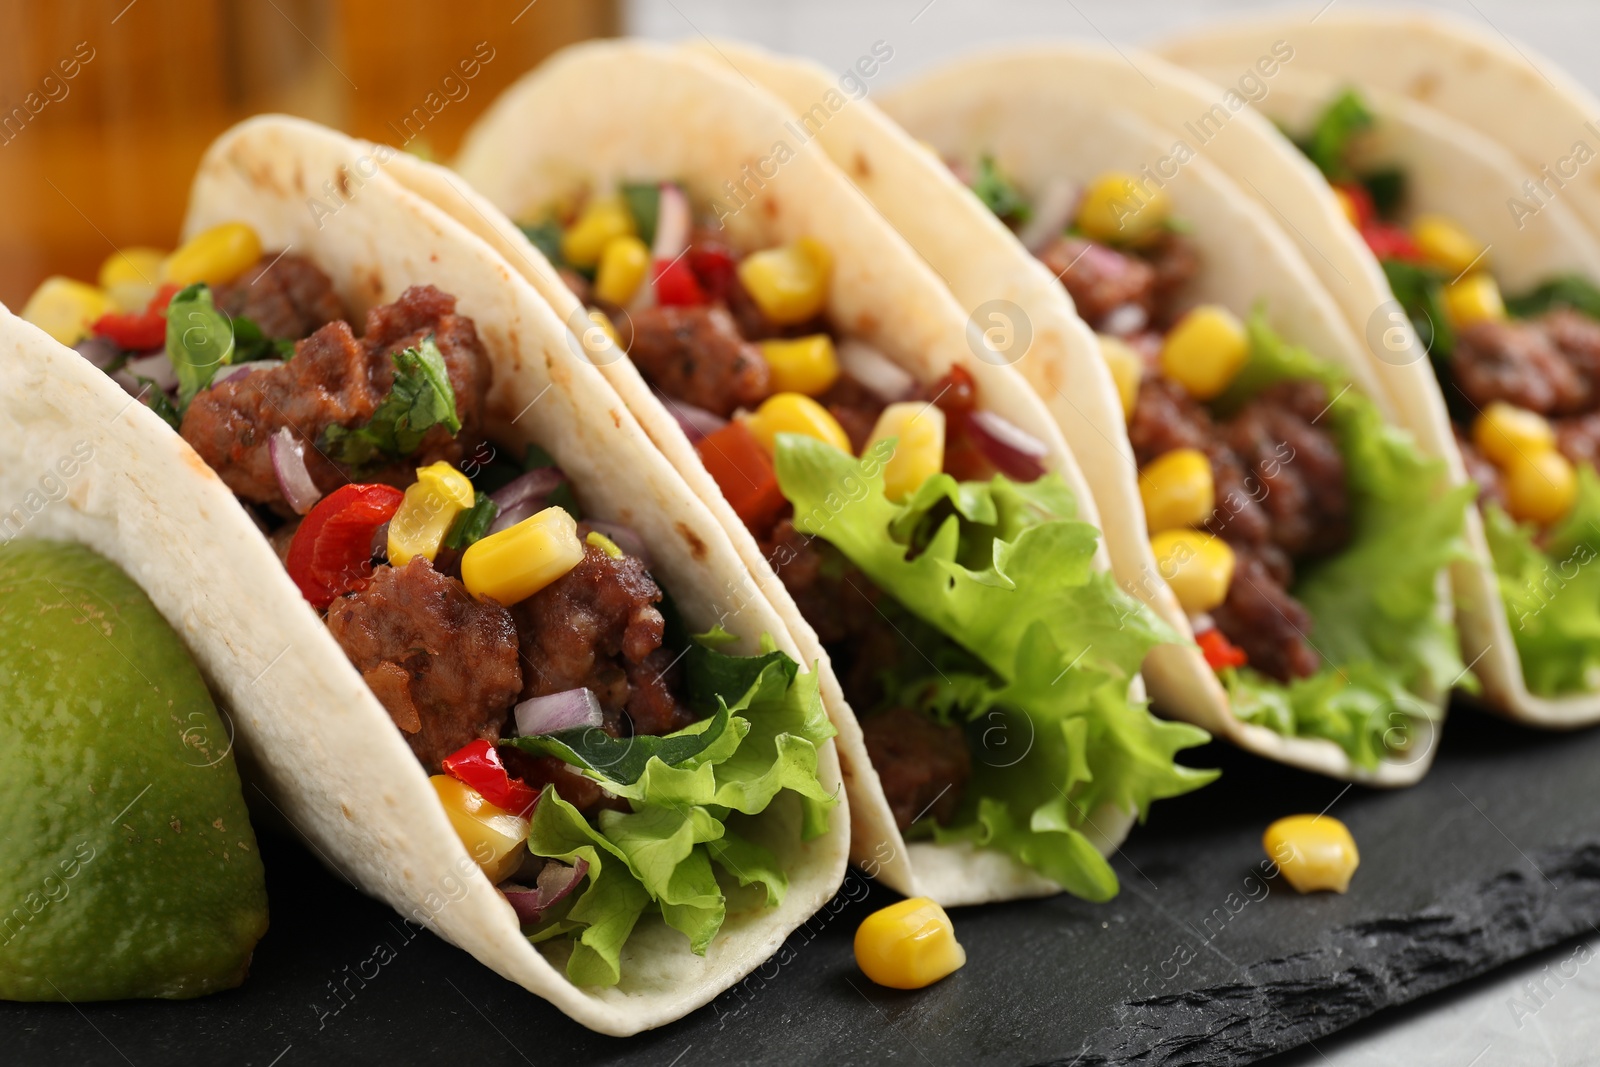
1454, 318, 1589, 414
1557, 411, 1600, 474
180, 284, 490, 506
1128, 376, 1213, 465
816, 375, 887, 454
625, 305, 771, 417
1542, 308, 1600, 391
1224, 380, 1351, 559
558, 268, 592, 306
1037, 236, 1156, 327
1456, 429, 1507, 512
511, 542, 694, 736
326, 558, 523, 772
214, 253, 346, 340
1146, 233, 1200, 313
1211, 547, 1320, 683
862, 706, 971, 830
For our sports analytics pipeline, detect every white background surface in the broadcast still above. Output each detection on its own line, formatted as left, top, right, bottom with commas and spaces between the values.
622, 2, 1600, 1064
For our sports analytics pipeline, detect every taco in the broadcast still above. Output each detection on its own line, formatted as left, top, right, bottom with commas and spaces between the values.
443, 40, 1215, 905
10, 114, 851, 1035
1152, 54, 1600, 726
684, 42, 1472, 783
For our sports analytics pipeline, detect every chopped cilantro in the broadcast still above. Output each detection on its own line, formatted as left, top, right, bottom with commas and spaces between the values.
321, 336, 462, 468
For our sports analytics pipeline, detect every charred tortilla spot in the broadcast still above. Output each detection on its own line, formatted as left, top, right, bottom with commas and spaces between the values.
853, 151, 872, 179
676, 521, 708, 561
611, 408, 621, 428
761, 197, 778, 220
178, 442, 221, 481
336, 169, 351, 198
1408, 72, 1439, 100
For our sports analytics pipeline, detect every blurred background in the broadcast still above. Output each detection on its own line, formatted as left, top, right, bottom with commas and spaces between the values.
2, 0, 1594, 307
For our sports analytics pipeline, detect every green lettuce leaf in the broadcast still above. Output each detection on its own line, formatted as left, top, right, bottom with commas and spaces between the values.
1219, 313, 1473, 765
1483, 466, 1600, 696
517, 635, 837, 986
1295, 88, 1374, 181
775, 436, 1214, 900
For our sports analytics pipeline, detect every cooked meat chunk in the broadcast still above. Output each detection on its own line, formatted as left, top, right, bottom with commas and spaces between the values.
1456, 427, 1508, 512
625, 305, 770, 417
1223, 380, 1351, 559
817, 374, 887, 454
1128, 376, 1214, 465
1453, 318, 1588, 415
1038, 236, 1156, 327
180, 284, 490, 506
1147, 233, 1200, 311
512, 542, 694, 736
862, 706, 971, 830
1542, 308, 1600, 391
1211, 548, 1320, 683
326, 558, 522, 772
501, 750, 628, 818
1204, 441, 1273, 548
213, 252, 346, 340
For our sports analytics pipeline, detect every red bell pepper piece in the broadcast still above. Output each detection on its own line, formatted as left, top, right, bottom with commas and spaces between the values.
91, 283, 182, 351
688, 243, 739, 300
696, 421, 788, 537
1332, 181, 1375, 230
442, 739, 540, 817
285, 483, 405, 609
1360, 223, 1423, 264
1196, 628, 1248, 672
654, 256, 708, 307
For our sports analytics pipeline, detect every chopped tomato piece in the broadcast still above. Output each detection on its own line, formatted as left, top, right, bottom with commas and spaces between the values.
696, 421, 788, 536
443, 739, 540, 817
689, 243, 739, 300
924, 365, 978, 418
91, 283, 182, 351
1197, 627, 1248, 671
1360, 223, 1423, 264
654, 257, 708, 307
286, 483, 405, 609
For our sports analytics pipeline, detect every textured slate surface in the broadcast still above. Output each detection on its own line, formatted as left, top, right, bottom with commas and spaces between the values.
6, 700, 1598, 1067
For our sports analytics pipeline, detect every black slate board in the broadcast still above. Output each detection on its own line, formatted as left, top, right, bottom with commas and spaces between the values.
8, 700, 1599, 1067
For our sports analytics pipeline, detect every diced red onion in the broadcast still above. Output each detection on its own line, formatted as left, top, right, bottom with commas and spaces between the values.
73, 336, 122, 370
966, 409, 1049, 483
945, 157, 974, 187
664, 396, 728, 444
514, 687, 603, 736
124, 352, 178, 392
651, 183, 691, 263
488, 467, 566, 534
586, 520, 651, 568
269, 427, 323, 515
1017, 177, 1080, 252
837, 339, 915, 403
502, 857, 589, 923
1100, 303, 1148, 338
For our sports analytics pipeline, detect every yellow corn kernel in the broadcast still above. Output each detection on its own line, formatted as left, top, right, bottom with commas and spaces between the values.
20, 276, 114, 345
561, 196, 636, 269
98, 246, 167, 290
1139, 448, 1215, 534
388, 462, 477, 566
736, 238, 832, 325
746, 392, 854, 457
593, 235, 651, 306
430, 775, 530, 885
586, 530, 623, 559
1161, 305, 1249, 401
1442, 273, 1506, 329
162, 222, 263, 287
867, 401, 947, 501
854, 897, 966, 990
1472, 402, 1555, 469
1412, 214, 1486, 276
760, 335, 840, 396
1098, 334, 1143, 420
461, 506, 586, 605
1263, 814, 1360, 894
1076, 171, 1172, 247
1151, 529, 1235, 615
1504, 449, 1577, 526
1331, 187, 1360, 227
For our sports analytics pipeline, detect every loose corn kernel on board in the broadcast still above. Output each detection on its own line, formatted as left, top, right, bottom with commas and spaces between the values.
6, 700, 1598, 1065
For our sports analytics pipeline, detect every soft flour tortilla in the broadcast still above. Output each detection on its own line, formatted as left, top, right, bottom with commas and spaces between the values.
1158, 7, 1600, 246
1170, 63, 1600, 728
0, 113, 852, 1036
718, 42, 1440, 784
449, 39, 1139, 904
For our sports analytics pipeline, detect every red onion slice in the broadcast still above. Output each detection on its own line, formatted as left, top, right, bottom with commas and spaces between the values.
74, 336, 122, 370
838, 339, 916, 403
124, 352, 178, 392
488, 467, 567, 534
1017, 177, 1080, 253
269, 426, 323, 515
651, 183, 691, 263
585, 520, 651, 568
515, 687, 603, 736
966, 409, 1049, 483
212, 361, 273, 385
502, 857, 589, 924
663, 396, 728, 444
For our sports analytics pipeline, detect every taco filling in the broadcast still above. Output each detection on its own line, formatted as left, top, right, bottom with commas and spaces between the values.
953, 158, 1469, 766
19, 224, 839, 987
1295, 89, 1600, 696
527, 182, 1214, 901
